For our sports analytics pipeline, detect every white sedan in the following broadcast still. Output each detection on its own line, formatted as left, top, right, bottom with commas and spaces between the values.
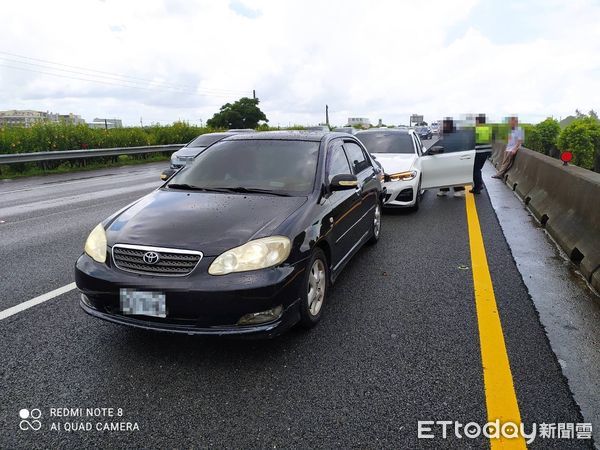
355, 129, 474, 210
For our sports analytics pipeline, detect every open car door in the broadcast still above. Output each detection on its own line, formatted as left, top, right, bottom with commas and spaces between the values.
419, 130, 475, 189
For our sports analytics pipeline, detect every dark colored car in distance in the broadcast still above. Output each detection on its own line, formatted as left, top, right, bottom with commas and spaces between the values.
75, 131, 384, 337
414, 125, 432, 140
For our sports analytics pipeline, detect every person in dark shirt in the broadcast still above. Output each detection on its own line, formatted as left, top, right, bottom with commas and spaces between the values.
436, 118, 474, 197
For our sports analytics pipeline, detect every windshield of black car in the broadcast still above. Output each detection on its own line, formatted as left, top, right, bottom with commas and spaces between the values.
169, 139, 319, 195
356, 132, 415, 154
187, 133, 229, 148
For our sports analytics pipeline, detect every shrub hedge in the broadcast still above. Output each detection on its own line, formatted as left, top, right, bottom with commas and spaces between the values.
0, 122, 215, 176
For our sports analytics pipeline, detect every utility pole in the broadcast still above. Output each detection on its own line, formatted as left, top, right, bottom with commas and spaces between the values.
140, 117, 143, 128
325, 105, 330, 127
104, 118, 108, 130
253, 89, 256, 100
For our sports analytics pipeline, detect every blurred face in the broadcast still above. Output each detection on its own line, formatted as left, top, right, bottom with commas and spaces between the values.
510, 117, 518, 128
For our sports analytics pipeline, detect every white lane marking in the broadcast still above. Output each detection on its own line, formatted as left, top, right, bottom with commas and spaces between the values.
0, 282, 77, 321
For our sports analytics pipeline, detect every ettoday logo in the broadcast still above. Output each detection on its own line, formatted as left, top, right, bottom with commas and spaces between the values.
19, 408, 42, 431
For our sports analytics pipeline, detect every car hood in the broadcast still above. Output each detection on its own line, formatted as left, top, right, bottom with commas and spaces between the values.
173, 146, 205, 158
372, 153, 417, 174
105, 189, 307, 256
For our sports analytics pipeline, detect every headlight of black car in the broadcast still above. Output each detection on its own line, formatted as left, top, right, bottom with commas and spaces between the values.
84, 223, 107, 263
208, 236, 291, 275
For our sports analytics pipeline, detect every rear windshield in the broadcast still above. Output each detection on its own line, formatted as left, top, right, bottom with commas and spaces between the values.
187, 133, 229, 148
170, 140, 319, 195
356, 132, 415, 154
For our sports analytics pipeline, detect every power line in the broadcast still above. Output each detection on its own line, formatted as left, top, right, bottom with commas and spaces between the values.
0, 57, 189, 92
0, 63, 235, 98
0, 50, 249, 96
0, 50, 247, 94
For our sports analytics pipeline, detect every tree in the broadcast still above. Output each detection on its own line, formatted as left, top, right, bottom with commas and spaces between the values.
206, 97, 268, 129
536, 118, 561, 158
557, 117, 600, 171
589, 109, 598, 120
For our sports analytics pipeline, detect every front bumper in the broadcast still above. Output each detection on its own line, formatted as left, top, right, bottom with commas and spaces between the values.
382, 178, 419, 207
75, 252, 306, 337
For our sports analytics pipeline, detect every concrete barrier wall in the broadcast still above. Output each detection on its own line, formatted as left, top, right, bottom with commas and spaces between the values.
490, 142, 600, 292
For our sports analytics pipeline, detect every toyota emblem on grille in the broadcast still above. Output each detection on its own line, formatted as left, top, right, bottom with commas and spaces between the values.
143, 251, 160, 264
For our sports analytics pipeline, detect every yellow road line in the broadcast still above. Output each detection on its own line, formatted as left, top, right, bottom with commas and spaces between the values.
465, 187, 526, 449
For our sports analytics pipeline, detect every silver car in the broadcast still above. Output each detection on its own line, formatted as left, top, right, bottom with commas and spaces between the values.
169, 130, 255, 169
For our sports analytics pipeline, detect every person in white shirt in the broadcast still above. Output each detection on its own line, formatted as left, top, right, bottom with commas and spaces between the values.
493, 116, 523, 179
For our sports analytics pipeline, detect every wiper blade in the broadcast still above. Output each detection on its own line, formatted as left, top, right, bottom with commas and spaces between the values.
167, 183, 202, 190
218, 187, 292, 197
167, 184, 230, 193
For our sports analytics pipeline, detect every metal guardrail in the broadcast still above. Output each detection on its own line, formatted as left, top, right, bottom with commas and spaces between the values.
0, 144, 184, 164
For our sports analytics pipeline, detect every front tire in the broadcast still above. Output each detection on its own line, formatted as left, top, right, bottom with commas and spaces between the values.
410, 177, 422, 212
367, 201, 381, 245
299, 249, 329, 329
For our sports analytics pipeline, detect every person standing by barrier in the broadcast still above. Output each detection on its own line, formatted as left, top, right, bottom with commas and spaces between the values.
470, 114, 492, 194
493, 116, 523, 179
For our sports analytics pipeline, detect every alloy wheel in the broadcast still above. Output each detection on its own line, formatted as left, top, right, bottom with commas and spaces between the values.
307, 259, 326, 316
373, 203, 381, 238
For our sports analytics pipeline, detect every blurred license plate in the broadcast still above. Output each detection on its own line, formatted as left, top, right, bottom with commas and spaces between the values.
120, 289, 166, 318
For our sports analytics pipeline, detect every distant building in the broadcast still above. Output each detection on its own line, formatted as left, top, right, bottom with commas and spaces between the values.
88, 118, 123, 129
58, 113, 85, 126
346, 117, 371, 127
0, 110, 87, 127
0, 110, 58, 127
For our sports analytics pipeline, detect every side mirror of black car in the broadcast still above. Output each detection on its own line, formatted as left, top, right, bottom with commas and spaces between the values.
330, 174, 358, 191
428, 145, 445, 155
160, 169, 176, 181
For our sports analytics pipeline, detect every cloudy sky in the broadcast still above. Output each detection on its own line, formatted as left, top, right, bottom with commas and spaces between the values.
1, 0, 599, 127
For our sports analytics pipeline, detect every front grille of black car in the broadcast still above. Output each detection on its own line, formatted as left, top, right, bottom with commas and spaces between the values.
112, 244, 203, 276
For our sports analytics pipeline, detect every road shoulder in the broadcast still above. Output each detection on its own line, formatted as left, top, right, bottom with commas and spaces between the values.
482, 160, 600, 444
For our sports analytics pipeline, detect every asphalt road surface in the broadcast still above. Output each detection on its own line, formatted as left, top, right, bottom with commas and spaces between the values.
0, 146, 597, 449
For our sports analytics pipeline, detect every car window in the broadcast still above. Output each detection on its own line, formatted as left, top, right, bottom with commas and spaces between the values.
355, 132, 415, 154
187, 133, 229, 148
171, 140, 319, 195
326, 140, 352, 180
343, 141, 371, 174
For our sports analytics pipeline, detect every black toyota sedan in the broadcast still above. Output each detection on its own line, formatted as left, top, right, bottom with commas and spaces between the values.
75, 131, 384, 337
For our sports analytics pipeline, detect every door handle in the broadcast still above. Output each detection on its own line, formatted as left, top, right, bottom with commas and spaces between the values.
459, 155, 472, 160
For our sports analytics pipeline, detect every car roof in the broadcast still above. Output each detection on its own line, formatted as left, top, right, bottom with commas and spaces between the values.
223, 130, 354, 142
192, 131, 241, 139
355, 128, 411, 135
